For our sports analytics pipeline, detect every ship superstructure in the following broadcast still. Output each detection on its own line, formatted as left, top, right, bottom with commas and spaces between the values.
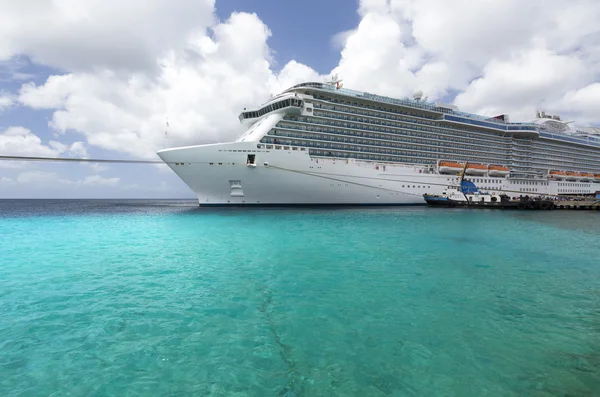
157, 77, 600, 205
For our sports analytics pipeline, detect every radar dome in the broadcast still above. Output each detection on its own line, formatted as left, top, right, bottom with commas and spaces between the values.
413, 90, 424, 101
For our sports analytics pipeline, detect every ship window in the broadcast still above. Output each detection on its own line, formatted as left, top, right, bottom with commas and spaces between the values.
247, 154, 255, 165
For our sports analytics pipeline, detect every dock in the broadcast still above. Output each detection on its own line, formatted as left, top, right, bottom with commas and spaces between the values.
427, 199, 600, 210
552, 201, 600, 210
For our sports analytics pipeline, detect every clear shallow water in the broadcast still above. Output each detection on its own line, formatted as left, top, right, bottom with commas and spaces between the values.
1, 200, 600, 396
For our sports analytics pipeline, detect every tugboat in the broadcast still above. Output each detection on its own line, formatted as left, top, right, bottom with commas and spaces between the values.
423, 180, 510, 208
423, 162, 554, 209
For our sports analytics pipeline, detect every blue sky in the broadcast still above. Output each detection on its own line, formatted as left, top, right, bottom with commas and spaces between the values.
1, 0, 598, 198
215, 0, 360, 73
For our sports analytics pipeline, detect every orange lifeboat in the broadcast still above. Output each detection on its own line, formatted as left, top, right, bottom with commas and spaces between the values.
488, 165, 510, 177
438, 160, 464, 175
579, 172, 594, 182
594, 174, 600, 182
565, 171, 579, 181
465, 163, 488, 176
548, 170, 566, 180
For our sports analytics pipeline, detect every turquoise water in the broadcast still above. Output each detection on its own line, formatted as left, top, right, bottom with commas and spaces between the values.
1, 200, 600, 396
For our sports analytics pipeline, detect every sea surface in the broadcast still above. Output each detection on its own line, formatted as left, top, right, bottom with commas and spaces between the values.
1, 200, 600, 396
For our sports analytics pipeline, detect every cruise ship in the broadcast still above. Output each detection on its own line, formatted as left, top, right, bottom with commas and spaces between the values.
157, 76, 600, 206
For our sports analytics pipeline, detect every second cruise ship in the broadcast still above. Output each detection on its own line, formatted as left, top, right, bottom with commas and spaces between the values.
157, 76, 600, 206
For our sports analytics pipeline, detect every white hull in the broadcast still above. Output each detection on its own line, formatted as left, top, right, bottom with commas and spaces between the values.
158, 142, 455, 205
158, 142, 600, 205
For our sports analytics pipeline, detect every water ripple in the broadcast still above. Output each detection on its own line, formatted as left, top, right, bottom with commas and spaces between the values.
1, 201, 600, 396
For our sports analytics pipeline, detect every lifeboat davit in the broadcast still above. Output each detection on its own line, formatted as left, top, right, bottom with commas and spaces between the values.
565, 171, 579, 181
548, 170, 566, 180
488, 165, 510, 177
579, 172, 594, 182
438, 160, 464, 175
465, 163, 488, 176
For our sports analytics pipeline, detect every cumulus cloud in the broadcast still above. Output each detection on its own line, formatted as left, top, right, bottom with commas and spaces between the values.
87, 163, 108, 173
454, 48, 591, 121
0, 176, 14, 184
0, 126, 61, 157
16, 11, 305, 158
0, 126, 88, 158
0, 0, 216, 72
0, 56, 34, 82
556, 83, 600, 125
337, 0, 600, 121
16, 170, 75, 185
10, 170, 120, 189
3, 0, 599, 169
0, 92, 13, 110
82, 175, 119, 187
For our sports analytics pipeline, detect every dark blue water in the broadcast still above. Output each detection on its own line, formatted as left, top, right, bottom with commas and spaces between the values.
1, 200, 600, 396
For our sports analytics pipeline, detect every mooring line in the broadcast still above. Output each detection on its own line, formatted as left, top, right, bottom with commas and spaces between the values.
0, 155, 165, 164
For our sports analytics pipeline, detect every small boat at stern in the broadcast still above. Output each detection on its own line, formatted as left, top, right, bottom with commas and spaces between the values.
423, 180, 508, 207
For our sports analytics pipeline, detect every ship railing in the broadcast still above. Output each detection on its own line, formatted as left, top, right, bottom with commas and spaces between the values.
308, 105, 508, 143
273, 123, 508, 160
285, 82, 537, 128
308, 155, 432, 170
260, 136, 504, 164
288, 113, 507, 146
540, 132, 600, 148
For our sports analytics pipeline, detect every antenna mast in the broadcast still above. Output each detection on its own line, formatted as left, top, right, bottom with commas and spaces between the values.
325, 74, 343, 89
164, 118, 169, 149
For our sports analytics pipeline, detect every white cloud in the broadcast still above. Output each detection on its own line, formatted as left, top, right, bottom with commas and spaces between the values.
455, 48, 591, 121
336, 0, 600, 122
0, 126, 90, 173
13, 171, 118, 189
16, 170, 75, 185
0, 176, 14, 184
3, 0, 599, 170
330, 29, 354, 51
0, 92, 14, 110
16, 11, 319, 159
82, 175, 119, 187
0, 126, 60, 157
87, 163, 107, 172
68, 141, 88, 157
557, 83, 600, 125
0, 0, 216, 72
0, 56, 34, 82
0, 126, 89, 158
